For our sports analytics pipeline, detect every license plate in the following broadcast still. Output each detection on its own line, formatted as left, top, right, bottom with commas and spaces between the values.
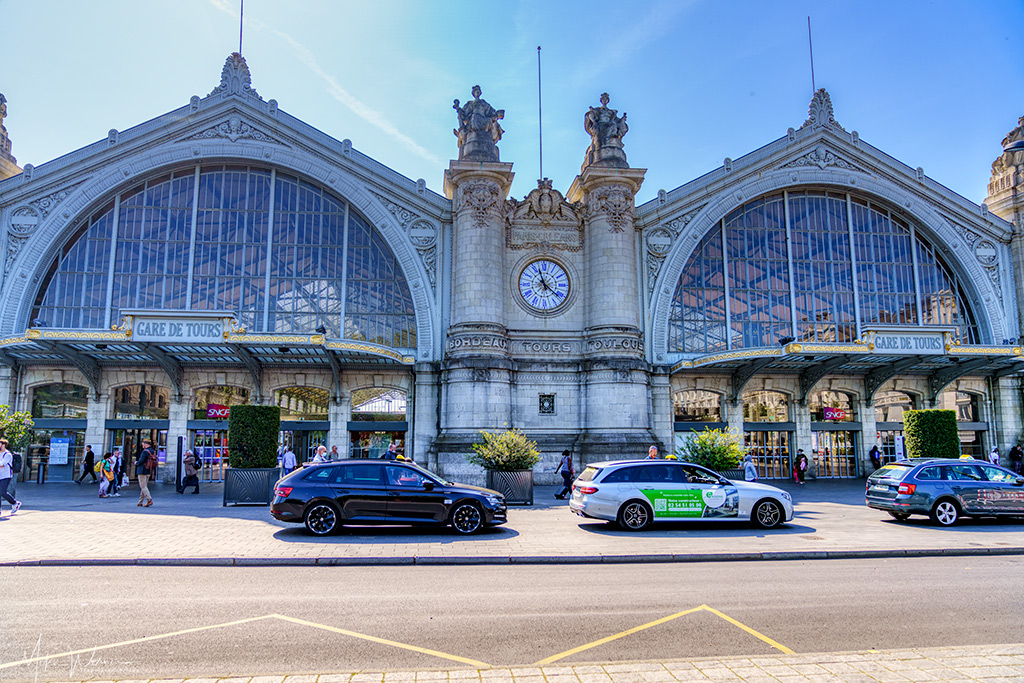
870, 484, 888, 492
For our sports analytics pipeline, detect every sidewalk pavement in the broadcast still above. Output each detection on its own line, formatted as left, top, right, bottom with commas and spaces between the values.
41, 644, 1024, 683
1, 477, 1023, 566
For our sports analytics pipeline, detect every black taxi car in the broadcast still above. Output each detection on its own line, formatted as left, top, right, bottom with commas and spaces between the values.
270, 459, 507, 535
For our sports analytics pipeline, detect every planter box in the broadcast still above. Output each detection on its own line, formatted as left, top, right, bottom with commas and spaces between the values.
485, 468, 534, 505
223, 467, 280, 506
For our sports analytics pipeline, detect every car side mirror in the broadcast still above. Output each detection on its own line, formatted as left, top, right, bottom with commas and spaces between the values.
424, 481, 435, 491
1014, 478, 1024, 487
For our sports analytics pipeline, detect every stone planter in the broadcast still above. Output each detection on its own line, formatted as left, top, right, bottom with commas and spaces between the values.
223, 467, 280, 506
484, 468, 534, 505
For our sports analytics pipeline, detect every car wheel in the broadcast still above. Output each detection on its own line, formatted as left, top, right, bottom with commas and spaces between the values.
450, 502, 483, 534
304, 503, 339, 535
752, 499, 783, 529
888, 511, 911, 522
617, 500, 653, 531
930, 499, 960, 526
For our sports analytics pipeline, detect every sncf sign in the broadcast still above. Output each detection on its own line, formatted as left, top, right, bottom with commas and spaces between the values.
823, 407, 846, 421
206, 404, 230, 419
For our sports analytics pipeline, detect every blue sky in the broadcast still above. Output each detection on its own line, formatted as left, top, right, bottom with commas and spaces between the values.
1, 0, 1021, 205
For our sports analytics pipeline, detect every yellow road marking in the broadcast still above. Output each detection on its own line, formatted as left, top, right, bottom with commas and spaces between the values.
271, 614, 491, 668
0, 614, 277, 670
700, 605, 794, 654
533, 606, 705, 665
532, 604, 792, 665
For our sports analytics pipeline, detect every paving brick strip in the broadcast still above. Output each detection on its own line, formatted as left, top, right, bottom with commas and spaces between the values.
40, 644, 1024, 683
2, 479, 1023, 567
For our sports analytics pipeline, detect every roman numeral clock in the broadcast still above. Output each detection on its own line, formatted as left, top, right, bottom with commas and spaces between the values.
518, 259, 570, 313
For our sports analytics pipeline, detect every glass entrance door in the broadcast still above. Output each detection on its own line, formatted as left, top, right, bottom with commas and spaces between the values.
191, 430, 228, 482
878, 430, 903, 465
811, 431, 858, 478
743, 431, 791, 479
109, 429, 167, 480
278, 430, 328, 465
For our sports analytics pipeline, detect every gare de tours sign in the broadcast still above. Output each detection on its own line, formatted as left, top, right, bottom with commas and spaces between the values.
127, 310, 231, 344
869, 330, 945, 355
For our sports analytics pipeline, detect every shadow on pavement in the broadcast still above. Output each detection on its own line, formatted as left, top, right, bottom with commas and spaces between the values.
573, 520, 819, 538
271, 523, 519, 544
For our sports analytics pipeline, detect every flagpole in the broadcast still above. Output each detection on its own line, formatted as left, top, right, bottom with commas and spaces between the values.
537, 46, 544, 180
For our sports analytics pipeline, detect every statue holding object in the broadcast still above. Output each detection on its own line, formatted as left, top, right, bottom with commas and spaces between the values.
453, 85, 504, 162
583, 92, 629, 170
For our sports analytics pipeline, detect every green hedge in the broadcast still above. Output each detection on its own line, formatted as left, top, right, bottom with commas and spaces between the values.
227, 405, 281, 468
903, 409, 960, 460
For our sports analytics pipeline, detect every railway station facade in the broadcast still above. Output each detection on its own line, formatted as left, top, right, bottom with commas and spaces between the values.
1, 54, 1022, 485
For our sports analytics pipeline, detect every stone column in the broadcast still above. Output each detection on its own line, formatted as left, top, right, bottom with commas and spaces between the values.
992, 376, 1021, 454
859, 398, 878, 475
435, 161, 515, 484
328, 398, 348, 458
85, 392, 109, 456
412, 363, 439, 467
649, 367, 674, 452
166, 398, 190, 483
567, 166, 653, 461
794, 402, 813, 474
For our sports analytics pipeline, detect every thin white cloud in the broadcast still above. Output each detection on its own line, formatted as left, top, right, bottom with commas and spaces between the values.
207, 0, 440, 164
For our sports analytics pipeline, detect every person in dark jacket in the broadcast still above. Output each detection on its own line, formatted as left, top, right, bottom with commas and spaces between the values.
554, 450, 574, 499
76, 445, 97, 484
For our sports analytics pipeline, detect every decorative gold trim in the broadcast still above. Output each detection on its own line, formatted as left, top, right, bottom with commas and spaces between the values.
26, 329, 130, 342
692, 348, 782, 367
948, 345, 1023, 357
0, 335, 29, 346
325, 340, 415, 364
227, 334, 321, 345
788, 343, 869, 354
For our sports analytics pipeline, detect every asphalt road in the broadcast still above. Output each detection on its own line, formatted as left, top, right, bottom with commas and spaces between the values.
2, 556, 1022, 681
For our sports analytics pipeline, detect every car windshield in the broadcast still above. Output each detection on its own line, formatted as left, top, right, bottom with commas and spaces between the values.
871, 463, 914, 481
577, 466, 600, 482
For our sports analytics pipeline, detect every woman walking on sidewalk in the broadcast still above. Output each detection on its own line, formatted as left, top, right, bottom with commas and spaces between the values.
554, 450, 574, 499
0, 438, 22, 515
136, 439, 156, 507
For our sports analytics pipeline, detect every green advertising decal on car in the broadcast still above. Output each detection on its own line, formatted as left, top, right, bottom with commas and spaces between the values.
641, 487, 740, 519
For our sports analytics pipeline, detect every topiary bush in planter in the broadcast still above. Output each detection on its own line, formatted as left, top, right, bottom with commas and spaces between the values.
903, 409, 960, 460
675, 427, 746, 473
468, 429, 541, 505
224, 405, 281, 505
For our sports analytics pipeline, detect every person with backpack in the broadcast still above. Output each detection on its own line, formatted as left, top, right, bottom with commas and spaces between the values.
0, 438, 22, 515
179, 449, 200, 495
1009, 444, 1023, 475
76, 445, 97, 484
136, 438, 156, 507
794, 450, 808, 485
554, 450, 575, 499
98, 452, 115, 497
107, 449, 122, 497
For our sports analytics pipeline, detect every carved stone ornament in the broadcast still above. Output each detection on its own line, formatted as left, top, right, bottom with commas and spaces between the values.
990, 115, 1024, 180
453, 85, 504, 162
506, 179, 583, 251
457, 180, 501, 229
588, 184, 634, 232
781, 144, 860, 172
4, 205, 40, 282
951, 221, 1003, 305
185, 116, 284, 145
373, 191, 417, 227
369, 194, 438, 289
511, 339, 582, 356
209, 52, 262, 100
30, 182, 84, 217
799, 88, 846, 132
583, 93, 629, 170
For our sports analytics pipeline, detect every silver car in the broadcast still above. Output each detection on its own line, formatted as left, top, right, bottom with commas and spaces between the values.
568, 459, 794, 530
865, 458, 1024, 526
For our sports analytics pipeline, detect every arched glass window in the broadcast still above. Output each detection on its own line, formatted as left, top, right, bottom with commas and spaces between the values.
33, 165, 416, 349
935, 390, 981, 422
112, 384, 170, 419
672, 390, 721, 422
350, 388, 407, 421
875, 390, 915, 423
275, 387, 329, 421
670, 190, 979, 352
742, 390, 789, 422
193, 386, 250, 419
808, 390, 855, 422
31, 383, 88, 419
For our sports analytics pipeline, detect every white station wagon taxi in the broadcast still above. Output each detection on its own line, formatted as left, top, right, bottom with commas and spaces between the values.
569, 460, 794, 530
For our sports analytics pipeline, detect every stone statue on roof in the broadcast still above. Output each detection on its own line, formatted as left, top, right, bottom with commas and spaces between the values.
583, 93, 629, 170
453, 85, 504, 162
0, 93, 13, 163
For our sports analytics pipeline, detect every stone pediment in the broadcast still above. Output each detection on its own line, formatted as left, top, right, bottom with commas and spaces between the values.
181, 116, 287, 146
506, 179, 583, 251
779, 144, 864, 173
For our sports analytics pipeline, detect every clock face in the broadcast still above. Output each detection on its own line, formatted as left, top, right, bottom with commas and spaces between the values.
519, 260, 570, 312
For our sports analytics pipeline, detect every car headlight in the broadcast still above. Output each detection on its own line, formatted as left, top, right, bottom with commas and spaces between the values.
780, 491, 792, 502
484, 495, 503, 506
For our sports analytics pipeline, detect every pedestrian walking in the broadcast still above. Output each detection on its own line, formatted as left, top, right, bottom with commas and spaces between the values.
76, 445, 97, 484
383, 443, 399, 460
554, 450, 574, 499
794, 450, 808, 485
312, 445, 329, 463
98, 451, 114, 498
742, 454, 758, 482
647, 445, 658, 459
988, 446, 1000, 465
0, 438, 22, 516
868, 445, 881, 471
329, 445, 340, 460
282, 446, 297, 473
1009, 444, 1023, 474
179, 450, 200, 494
136, 438, 156, 507
108, 449, 122, 497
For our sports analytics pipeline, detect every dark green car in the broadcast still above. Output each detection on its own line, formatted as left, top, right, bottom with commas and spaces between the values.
865, 458, 1024, 526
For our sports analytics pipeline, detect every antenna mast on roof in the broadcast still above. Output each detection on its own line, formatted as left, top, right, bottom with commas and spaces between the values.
807, 16, 816, 94
537, 46, 544, 181
239, 0, 245, 55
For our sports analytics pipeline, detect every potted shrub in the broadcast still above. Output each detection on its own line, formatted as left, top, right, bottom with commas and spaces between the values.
223, 405, 281, 506
903, 409, 960, 460
676, 427, 746, 479
468, 428, 541, 505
